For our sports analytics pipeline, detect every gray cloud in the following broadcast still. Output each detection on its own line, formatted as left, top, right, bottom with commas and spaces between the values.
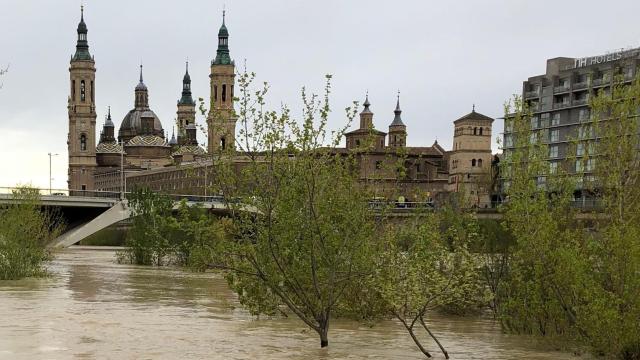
1, 0, 639, 188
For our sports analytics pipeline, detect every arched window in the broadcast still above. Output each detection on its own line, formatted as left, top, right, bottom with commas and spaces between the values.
72, 80, 76, 101
479, 127, 483, 136
231, 85, 234, 101
473, 127, 477, 135
220, 137, 226, 150
80, 134, 87, 151
214, 85, 218, 101
80, 80, 86, 102
477, 159, 483, 167
222, 84, 227, 102
91, 81, 94, 102
471, 159, 476, 167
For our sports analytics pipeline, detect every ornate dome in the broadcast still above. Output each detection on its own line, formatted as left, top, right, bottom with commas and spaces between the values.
126, 135, 169, 147
118, 109, 164, 142
96, 141, 122, 154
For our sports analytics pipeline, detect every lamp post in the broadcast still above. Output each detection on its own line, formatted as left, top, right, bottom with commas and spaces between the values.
120, 140, 124, 199
47, 152, 59, 195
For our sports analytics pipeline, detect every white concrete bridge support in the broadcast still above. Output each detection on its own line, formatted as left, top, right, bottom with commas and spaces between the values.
51, 201, 131, 248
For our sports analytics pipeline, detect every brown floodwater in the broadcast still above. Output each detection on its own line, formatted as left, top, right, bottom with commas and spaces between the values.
0, 247, 587, 360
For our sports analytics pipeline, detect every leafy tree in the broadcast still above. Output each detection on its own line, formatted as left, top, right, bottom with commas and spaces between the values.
0, 186, 63, 279
0, 64, 7, 89
372, 208, 487, 359
499, 96, 581, 339
575, 73, 640, 358
205, 72, 378, 348
500, 77, 640, 358
118, 188, 174, 266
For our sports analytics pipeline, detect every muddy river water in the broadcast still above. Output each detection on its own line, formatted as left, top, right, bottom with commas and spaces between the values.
0, 247, 585, 359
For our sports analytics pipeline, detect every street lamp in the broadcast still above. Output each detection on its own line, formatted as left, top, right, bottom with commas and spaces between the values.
48, 152, 59, 195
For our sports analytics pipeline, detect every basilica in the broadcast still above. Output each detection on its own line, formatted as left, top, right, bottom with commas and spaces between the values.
66, 8, 496, 207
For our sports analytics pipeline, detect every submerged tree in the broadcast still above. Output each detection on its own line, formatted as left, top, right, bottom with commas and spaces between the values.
372, 208, 486, 359
204, 72, 379, 348
0, 186, 63, 280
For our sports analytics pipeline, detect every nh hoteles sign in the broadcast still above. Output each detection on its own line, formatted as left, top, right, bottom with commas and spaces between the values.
574, 51, 623, 68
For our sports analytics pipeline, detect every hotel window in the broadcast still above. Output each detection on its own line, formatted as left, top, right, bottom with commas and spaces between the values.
550, 129, 560, 142
504, 134, 513, 147
504, 120, 513, 133
540, 113, 550, 128
551, 113, 560, 126
585, 158, 595, 172
549, 161, 558, 174
577, 143, 585, 156
549, 145, 559, 158
576, 160, 583, 173
530, 116, 539, 129
578, 109, 590, 122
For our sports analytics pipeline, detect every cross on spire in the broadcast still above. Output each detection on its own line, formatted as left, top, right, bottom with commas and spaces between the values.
472, 104, 476, 112
139, 64, 143, 83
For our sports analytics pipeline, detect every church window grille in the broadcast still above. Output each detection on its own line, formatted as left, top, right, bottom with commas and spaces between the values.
214, 85, 218, 101
222, 84, 227, 102
80, 80, 86, 102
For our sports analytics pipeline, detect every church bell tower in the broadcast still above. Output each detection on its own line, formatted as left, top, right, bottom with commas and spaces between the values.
207, 11, 237, 153
68, 6, 97, 193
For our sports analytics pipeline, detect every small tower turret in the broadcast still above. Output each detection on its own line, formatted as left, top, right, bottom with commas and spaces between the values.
388, 91, 407, 148
135, 65, 149, 109
177, 61, 196, 145
100, 106, 115, 143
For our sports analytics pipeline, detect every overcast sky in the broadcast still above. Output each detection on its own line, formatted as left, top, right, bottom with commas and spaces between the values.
1, 0, 640, 190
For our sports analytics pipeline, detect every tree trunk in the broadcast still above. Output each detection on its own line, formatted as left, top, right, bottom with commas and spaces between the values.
420, 316, 449, 359
320, 326, 329, 348
397, 315, 432, 358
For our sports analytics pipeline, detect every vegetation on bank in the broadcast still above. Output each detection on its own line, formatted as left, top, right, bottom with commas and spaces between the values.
0, 187, 63, 280
496, 75, 640, 359
116, 188, 230, 267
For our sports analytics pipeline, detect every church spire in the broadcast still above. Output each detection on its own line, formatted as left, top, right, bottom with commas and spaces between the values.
179, 61, 194, 105
72, 5, 92, 61
390, 90, 405, 126
213, 10, 232, 65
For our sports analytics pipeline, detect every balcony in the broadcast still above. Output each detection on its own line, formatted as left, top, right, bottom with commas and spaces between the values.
592, 78, 609, 87
573, 98, 589, 106
553, 85, 570, 94
553, 102, 570, 110
524, 90, 540, 99
573, 81, 589, 90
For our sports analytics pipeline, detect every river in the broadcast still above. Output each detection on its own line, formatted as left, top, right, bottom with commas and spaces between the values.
0, 247, 586, 359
